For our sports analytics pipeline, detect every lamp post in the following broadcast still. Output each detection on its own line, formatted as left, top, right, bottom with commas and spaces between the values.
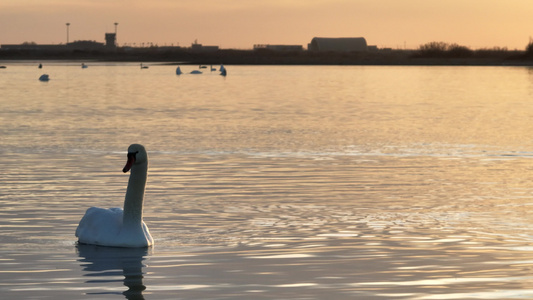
66, 23, 70, 44
114, 22, 118, 46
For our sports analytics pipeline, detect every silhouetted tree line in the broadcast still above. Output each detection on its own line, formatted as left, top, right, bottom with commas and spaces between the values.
525, 41, 533, 58
413, 41, 531, 59
414, 41, 513, 58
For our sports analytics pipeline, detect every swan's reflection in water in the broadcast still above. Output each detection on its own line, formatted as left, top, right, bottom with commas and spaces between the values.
76, 244, 151, 300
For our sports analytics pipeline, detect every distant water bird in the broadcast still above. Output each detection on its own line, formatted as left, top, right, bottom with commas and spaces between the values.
140, 63, 149, 69
210, 65, 216, 72
176, 66, 182, 75
39, 74, 50, 81
76, 144, 154, 248
38, 63, 42, 69
219, 64, 225, 72
199, 65, 207, 69
190, 70, 202, 74
81, 63, 88, 69
220, 68, 227, 76
0, 66, 6, 69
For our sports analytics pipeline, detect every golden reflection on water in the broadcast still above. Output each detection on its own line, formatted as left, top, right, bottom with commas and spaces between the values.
3, 150, 533, 298
2, 65, 533, 299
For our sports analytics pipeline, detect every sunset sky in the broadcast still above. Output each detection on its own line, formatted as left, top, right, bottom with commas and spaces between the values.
2, 0, 532, 50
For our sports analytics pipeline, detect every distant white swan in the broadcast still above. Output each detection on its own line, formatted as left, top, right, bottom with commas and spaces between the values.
76, 144, 154, 247
39, 74, 50, 81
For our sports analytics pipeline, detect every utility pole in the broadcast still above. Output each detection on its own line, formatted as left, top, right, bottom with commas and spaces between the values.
66, 23, 70, 44
114, 22, 118, 46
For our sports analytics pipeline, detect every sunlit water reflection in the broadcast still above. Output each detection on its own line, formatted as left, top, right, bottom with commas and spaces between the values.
2, 64, 533, 299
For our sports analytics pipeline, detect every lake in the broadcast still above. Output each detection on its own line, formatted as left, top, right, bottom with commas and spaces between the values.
2, 63, 533, 299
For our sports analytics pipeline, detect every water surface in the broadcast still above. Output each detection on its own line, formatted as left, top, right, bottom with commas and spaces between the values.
2, 63, 533, 299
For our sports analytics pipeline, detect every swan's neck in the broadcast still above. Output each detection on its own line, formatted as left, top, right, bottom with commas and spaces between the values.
123, 161, 147, 227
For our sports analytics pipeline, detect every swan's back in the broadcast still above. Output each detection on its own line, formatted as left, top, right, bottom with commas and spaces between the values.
76, 206, 153, 247
76, 207, 123, 246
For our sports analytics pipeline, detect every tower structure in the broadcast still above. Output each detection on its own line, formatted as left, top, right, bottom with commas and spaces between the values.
105, 33, 117, 48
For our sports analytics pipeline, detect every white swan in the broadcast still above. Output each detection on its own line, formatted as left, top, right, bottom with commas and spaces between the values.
219, 64, 227, 76
76, 144, 154, 247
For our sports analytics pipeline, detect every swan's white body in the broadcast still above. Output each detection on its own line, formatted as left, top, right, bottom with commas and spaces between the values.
219, 64, 227, 76
76, 144, 154, 247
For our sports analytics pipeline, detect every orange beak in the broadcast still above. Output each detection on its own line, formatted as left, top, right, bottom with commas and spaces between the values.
123, 152, 136, 173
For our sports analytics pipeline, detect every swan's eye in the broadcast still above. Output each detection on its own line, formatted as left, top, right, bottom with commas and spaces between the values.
127, 151, 138, 161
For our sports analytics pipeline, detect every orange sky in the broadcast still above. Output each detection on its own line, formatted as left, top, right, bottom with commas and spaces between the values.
1, 0, 532, 50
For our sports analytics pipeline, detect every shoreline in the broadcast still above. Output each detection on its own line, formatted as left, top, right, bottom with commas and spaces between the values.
2, 49, 533, 66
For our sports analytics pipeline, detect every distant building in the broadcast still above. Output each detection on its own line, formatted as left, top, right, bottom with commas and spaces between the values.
254, 44, 303, 51
2, 32, 116, 52
67, 40, 105, 50
105, 33, 116, 48
1, 43, 66, 51
191, 40, 219, 52
308, 37, 367, 52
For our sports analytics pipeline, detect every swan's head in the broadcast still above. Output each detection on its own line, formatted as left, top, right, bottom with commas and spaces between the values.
122, 144, 147, 173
